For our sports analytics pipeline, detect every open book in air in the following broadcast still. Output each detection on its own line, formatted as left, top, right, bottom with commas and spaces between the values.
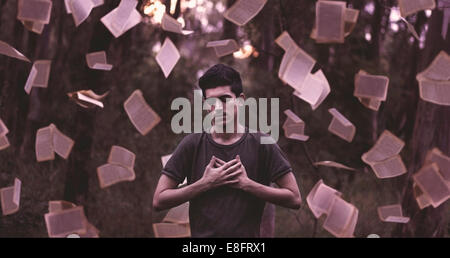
35, 124, 74, 162
307, 180, 358, 237
97, 145, 136, 188
0, 178, 21, 216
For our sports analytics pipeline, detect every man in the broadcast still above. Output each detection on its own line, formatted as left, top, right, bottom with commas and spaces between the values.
153, 64, 301, 237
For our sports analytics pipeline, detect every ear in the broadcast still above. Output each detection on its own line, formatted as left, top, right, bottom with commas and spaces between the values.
238, 93, 245, 100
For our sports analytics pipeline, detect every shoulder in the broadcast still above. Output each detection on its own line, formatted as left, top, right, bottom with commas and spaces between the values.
246, 131, 282, 151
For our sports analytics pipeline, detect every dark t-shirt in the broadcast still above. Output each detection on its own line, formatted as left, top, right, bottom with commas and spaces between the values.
161, 130, 292, 237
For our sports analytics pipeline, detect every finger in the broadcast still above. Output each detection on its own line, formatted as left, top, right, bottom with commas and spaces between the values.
224, 169, 242, 180
223, 162, 241, 174
220, 158, 238, 170
236, 155, 240, 162
215, 157, 226, 164
223, 179, 239, 185
215, 158, 225, 167
207, 156, 216, 168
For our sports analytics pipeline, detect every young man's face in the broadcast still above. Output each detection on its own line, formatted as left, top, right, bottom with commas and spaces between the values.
204, 85, 243, 130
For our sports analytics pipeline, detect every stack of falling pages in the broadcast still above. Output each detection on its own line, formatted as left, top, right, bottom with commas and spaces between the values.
311, 0, 359, 43
276, 32, 330, 110
153, 202, 191, 238
362, 130, 407, 179
44, 200, 99, 237
412, 147, 450, 209
307, 180, 358, 237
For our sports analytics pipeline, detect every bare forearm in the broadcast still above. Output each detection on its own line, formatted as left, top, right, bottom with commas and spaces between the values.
154, 179, 209, 211
242, 179, 301, 209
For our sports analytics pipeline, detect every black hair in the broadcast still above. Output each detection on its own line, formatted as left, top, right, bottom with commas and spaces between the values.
198, 64, 243, 98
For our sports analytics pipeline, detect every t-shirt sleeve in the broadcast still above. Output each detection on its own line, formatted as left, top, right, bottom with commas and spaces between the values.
161, 135, 195, 184
264, 143, 292, 182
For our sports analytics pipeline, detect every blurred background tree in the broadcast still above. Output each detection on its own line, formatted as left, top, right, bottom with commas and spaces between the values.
0, 0, 448, 237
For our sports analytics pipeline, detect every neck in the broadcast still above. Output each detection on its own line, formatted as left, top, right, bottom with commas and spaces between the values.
210, 123, 245, 144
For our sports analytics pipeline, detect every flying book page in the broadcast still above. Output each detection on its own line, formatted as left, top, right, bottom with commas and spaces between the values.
101, 5, 142, 38
315, 1, 346, 43
0, 118, 9, 137
362, 130, 405, 164
17, 0, 52, 24
48, 200, 76, 213
416, 51, 450, 81
424, 148, 450, 182
416, 51, 450, 106
0, 178, 21, 216
206, 39, 240, 57
377, 204, 410, 223
163, 202, 189, 224
0, 135, 10, 151
282, 109, 309, 141
69, 0, 94, 27
314, 161, 356, 171
51, 124, 74, 160
107, 145, 136, 169
413, 182, 432, 209
279, 46, 316, 93
32, 60, 51, 88
156, 37, 180, 78
161, 13, 193, 35
35, 125, 55, 162
370, 154, 407, 179
344, 8, 359, 36
112, 0, 138, 33
124, 90, 161, 135
306, 180, 341, 219
358, 97, 381, 111
223, 0, 267, 26
293, 69, 331, 110
44, 206, 88, 237
47, 200, 99, 238
400, 17, 420, 40
413, 163, 450, 208
398, 0, 436, 17
328, 108, 356, 142
97, 163, 136, 188
275, 31, 296, 52
24, 66, 37, 95
354, 71, 389, 101
86, 51, 113, 71
153, 223, 191, 238
418, 79, 450, 106
68, 90, 109, 109
0, 40, 30, 62
340, 208, 358, 237
323, 196, 358, 238
24, 60, 51, 94
21, 20, 45, 34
